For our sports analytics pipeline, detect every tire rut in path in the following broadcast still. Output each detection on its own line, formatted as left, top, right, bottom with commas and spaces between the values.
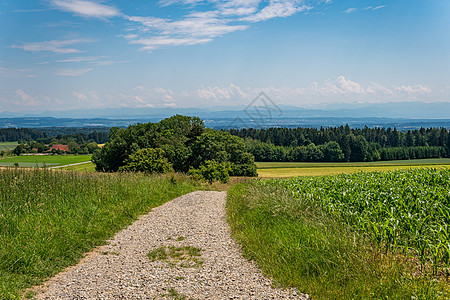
34, 191, 308, 299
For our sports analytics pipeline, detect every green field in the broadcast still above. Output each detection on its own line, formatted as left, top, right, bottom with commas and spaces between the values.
0, 155, 92, 168
0, 142, 18, 152
60, 161, 96, 172
228, 168, 450, 299
256, 158, 450, 177
0, 168, 199, 299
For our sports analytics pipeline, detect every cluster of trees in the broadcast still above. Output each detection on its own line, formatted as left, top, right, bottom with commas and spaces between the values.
92, 115, 257, 180
230, 126, 450, 162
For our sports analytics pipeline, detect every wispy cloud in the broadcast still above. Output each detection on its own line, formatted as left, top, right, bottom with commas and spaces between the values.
56, 56, 102, 63
344, 8, 357, 14
12, 39, 93, 53
125, 0, 318, 51
56, 56, 128, 66
128, 36, 212, 51
15, 89, 41, 106
0, 66, 37, 78
55, 68, 93, 76
365, 5, 386, 11
242, 1, 312, 22
14, 8, 50, 13
158, 0, 204, 7
49, 0, 121, 19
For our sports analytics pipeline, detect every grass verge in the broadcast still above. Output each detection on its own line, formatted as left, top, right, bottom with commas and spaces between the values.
0, 168, 199, 299
226, 181, 450, 299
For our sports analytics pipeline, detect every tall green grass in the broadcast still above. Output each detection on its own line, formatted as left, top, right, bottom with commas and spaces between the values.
0, 168, 199, 299
227, 171, 450, 299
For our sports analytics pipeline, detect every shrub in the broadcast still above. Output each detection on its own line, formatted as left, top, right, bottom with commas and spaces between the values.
188, 160, 230, 184
119, 148, 174, 174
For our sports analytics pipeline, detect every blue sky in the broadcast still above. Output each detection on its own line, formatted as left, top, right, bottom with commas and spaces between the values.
0, 0, 449, 112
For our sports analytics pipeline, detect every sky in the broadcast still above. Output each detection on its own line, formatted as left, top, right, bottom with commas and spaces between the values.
0, 0, 449, 112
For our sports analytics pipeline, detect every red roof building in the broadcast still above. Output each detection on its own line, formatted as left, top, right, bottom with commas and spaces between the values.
49, 144, 70, 152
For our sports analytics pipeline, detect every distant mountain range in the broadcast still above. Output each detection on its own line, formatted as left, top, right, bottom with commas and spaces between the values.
1, 101, 449, 130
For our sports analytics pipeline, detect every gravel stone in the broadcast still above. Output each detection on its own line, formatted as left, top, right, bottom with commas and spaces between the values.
34, 191, 308, 299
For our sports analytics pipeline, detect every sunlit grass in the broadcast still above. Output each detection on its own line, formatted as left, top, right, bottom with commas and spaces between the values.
59, 161, 96, 172
227, 169, 450, 299
0, 168, 199, 299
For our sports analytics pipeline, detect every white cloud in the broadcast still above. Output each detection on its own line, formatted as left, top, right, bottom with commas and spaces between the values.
197, 84, 248, 100
73, 91, 88, 101
128, 12, 248, 40
364, 5, 386, 11
1, 90, 63, 110
242, 1, 311, 22
125, 0, 320, 51
158, 0, 204, 7
12, 39, 92, 54
57, 56, 102, 63
372, 5, 385, 10
335, 76, 364, 94
218, 0, 261, 16
0, 66, 37, 78
121, 86, 177, 107
344, 8, 357, 14
394, 85, 432, 94
22, 78, 435, 111
55, 68, 93, 76
366, 82, 394, 95
50, 0, 121, 18
188, 77, 434, 106
16, 89, 41, 106
73, 90, 101, 105
129, 36, 212, 51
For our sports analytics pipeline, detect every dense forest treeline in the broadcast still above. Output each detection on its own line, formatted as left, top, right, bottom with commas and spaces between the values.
229, 126, 450, 162
0, 128, 48, 142
0, 128, 109, 144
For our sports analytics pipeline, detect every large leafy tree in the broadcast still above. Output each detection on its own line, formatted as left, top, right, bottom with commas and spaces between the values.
92, 115, 204, 172
322, 141, 345, 162
92, 115, 257, 177
190, 130, 257, 176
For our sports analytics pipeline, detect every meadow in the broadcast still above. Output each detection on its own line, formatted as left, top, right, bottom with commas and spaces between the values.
0, 154, 92, 168
227, 168, 450, 299
0, 168, 199, 299
0, 142, 18, 152
256, 158, 450, 177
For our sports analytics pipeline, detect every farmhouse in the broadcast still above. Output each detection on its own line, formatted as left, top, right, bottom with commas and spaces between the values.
48, 144, 69, 152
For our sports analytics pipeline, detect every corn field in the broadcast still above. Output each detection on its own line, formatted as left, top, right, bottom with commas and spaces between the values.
265, 168, 450, 274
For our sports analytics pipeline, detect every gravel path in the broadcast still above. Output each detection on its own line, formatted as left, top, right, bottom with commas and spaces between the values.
34, 191, 308, 299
